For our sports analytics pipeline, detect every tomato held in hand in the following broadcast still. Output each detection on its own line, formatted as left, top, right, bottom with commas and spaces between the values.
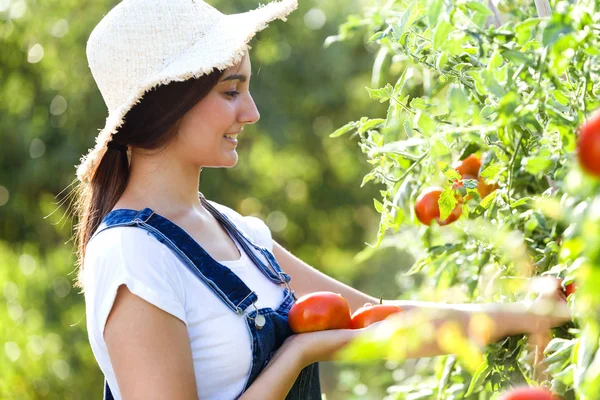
454, 154, 482, 178
564, 282, 577, 297
577, 110, 600, 177
415, 187, 462, 226
349, 302, 403, 329
288, 291, 352, 333
499, 386, 558, 400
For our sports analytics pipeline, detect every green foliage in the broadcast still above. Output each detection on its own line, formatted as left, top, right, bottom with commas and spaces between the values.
332, 0, 600, 398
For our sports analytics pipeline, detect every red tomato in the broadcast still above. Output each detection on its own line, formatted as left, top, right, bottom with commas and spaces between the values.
454, 154, 482, 178
499, 387, 559, 400
463, 174, 498, 198
414, 187, 462, 226
578, 110, 600, 177
288, 291, 351, 333
478, 178, 498, 198
565, 282, 577, 297
349, 303, 403, 329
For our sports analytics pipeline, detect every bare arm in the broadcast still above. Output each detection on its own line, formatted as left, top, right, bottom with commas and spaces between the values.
104, 285, 198, 400
272, 240, 379, 313
272, 239, 571, 354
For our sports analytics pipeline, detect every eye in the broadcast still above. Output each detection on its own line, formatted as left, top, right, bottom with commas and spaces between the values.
225, 90, 240, 98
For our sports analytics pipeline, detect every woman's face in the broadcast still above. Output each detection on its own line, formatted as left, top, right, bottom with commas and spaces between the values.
173, 51, 260, 169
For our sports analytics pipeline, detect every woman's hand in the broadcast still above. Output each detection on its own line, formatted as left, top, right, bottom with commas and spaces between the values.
281, 328, 357, 369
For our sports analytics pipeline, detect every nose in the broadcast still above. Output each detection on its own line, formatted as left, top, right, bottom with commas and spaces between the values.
240, 92, 260, 126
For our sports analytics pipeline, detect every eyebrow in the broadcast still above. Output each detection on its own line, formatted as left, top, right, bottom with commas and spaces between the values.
220, 73, 250, 83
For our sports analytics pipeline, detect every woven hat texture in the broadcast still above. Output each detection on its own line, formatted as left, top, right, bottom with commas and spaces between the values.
76, 0, 298, 184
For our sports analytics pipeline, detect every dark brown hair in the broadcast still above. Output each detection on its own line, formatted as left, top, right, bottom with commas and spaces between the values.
69, 56, 243, 290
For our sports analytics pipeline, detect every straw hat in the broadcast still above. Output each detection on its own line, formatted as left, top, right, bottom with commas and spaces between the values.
76, 0, 298, 184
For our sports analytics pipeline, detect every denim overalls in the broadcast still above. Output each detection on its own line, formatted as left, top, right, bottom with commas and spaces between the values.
91, 192, 321, 399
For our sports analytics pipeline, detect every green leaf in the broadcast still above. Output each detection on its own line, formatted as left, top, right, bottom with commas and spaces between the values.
428, 0, 444, 27
365, 84, 394, 103
542, 21, 574, 47
449, 84, 469, 121
479, 190, 496, 209
358, 118, 386, 134
433, 20, 453, 51
515, 18, 538, 45
463, 178, 478, 189
368, 30, 387, 43
330, 122, 356, 137
464, 1, 492, 16
479, 165, 501, 180
392, 0, 417, 39
510, 197, 532, 208
522, 150, 554, 175
438, 161, 461, 181
465, 360, 491, 397
438, 186, 457, 221
500, 49, 533, 66
404, 120, 414, 137
361, 171, 377, 187
374, 198, 385, 213
415, 110, 436, 135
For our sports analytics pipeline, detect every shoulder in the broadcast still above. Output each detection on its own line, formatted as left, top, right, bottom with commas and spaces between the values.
83, 226, 182, 293
83, 225, 187, 333
85, 226, 170, 267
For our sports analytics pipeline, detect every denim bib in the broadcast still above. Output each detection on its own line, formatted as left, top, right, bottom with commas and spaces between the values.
91, 192, 321, 399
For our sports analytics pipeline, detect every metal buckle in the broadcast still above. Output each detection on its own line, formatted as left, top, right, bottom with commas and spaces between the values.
249, 302, 266, 329
133, 209, 155, 223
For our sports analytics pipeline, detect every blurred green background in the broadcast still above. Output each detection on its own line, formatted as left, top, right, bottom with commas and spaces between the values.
0, 0, 414, 398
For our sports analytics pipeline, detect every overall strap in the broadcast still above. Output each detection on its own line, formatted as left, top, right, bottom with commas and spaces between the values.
199, 195, 292, 287
92, 207, 258, 315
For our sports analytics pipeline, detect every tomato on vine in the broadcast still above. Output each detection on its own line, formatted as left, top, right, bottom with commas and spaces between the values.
565, 282, 578, 298
453, 154, 482, 177
414, 187, 462, 226
577, 110, 600, 177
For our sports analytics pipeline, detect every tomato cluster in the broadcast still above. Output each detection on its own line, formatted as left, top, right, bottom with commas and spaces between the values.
287, 291, 403, 333
454, 154, 498, 199
414, 154, 500, 226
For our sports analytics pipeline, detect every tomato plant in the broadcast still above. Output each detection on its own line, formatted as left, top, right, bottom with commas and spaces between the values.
329, 0, 600, 398
288, 291, 351, 333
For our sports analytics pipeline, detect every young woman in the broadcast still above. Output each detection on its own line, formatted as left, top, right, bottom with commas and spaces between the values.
72, 0, 570, 399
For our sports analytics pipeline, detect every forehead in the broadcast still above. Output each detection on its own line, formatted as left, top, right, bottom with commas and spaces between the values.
218, 54, 252, 84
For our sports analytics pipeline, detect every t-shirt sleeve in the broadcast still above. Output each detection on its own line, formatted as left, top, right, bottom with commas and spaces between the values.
82, 227, 187, 338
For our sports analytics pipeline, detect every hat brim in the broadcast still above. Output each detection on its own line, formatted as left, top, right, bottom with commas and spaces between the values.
76, 0, 297, 184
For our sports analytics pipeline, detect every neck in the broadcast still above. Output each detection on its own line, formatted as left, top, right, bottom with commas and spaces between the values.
115, 148, 204, 220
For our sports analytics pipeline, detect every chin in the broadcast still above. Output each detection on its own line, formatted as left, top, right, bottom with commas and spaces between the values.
220, 154, 239, 168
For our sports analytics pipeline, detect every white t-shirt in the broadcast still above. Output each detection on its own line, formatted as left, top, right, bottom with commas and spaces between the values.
83, 202, 287, 400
